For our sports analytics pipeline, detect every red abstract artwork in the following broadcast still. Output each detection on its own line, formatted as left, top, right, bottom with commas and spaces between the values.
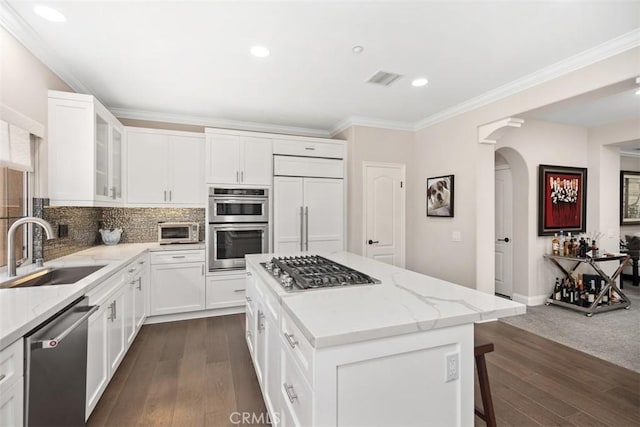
538, 165, 587, 236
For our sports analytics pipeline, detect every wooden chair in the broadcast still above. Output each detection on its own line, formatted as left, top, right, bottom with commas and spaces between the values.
474, 339, 496, 427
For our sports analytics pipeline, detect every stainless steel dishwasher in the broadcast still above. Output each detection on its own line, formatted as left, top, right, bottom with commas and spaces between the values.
24, 296, 98, 426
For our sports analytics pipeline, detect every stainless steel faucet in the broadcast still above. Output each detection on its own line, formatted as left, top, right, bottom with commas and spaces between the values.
7, 217, 55, 277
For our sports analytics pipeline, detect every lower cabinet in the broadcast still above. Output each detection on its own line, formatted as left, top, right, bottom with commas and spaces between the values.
150, 250, 205, 316
0, 339, 24, 427
206, 270, 247, 309
86, 254, 148, 420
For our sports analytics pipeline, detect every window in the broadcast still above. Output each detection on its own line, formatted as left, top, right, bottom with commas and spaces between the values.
0, 167, 28, 268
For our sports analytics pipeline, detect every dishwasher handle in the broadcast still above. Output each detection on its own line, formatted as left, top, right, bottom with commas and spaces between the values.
31, 305, 99, 349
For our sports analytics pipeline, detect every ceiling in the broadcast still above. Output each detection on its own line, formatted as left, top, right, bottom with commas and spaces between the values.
3, 1, 640, 135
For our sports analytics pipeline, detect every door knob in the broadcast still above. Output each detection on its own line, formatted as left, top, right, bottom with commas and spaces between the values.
498, 237, 510, 243
368, 240, 379, 245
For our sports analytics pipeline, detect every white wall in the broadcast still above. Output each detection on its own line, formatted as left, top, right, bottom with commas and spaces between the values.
497, 120, 589, 301
338, 125, 414, 255
0, 26, 73, 196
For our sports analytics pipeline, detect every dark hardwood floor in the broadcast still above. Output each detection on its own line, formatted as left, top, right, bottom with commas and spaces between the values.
87, 315, 640, 427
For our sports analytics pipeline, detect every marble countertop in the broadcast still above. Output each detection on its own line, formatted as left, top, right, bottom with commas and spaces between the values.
246, 252, 526, 348
0, 242, 205, 350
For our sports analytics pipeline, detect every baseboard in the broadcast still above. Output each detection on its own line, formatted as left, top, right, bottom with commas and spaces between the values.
144, 305, 245, 325
512, 293, 549, 306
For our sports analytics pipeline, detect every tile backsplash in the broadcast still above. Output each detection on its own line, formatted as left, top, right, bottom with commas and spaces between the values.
33, 198, 205, 261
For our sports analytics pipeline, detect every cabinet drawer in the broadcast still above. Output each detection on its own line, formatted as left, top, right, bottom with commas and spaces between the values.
0, 339, 23, 392
150, 250, 205, 264
274, 156, 343, 179
280, 346, 313, 427
253, 272, 279, 321
280, 310, 314, 385
273, 139, 343, 159
206, 273, 247, 309
123, 255, 147, 279
86, 270, 126, 306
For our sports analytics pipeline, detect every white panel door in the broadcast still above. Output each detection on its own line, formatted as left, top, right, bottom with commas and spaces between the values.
150, 262, 205, 315
304, 178, 344, 253
495, 167, 513, 297
111, 126, 123, 201
127, 132, 169, 204
241, 136, 272, 185
364, 163, 405, 267
207, 134, 240, 184
274, 177, 304, 252
0, 379, 23, 427
169, 135, 205, 204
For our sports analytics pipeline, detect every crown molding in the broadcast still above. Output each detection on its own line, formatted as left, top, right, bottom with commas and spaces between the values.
415, 28, 640, 131
620, 149, 640, 158
0, 1, 93, 95
331, 115, 415, 136
111, 108, 332, 138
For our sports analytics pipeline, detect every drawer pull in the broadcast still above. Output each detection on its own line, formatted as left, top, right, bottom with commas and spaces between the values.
258, 311, 265, 333
247, 271, 252, 276
130, 280, 136, 285
138, 260, 145, 265
0, 374, 5, 382
246, 296, 252, 302
304, 147, 316, 151
172, 255, 186, 259
284, 332, 298, 349
128, 268, 135, 273
234, 289, 246, 293
283, 383, 298, 403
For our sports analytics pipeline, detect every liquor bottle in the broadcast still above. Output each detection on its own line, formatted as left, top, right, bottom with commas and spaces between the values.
573, 281, 580, 305
588, 280, 596, 305
579, 281, 587, 307
568, 280, 575, 304
592, 240, 599, 258
561, 278, 568, 302
563, 239, 570, 257
601, 279, 609, 305
572, 238, 579, 257
553, 278, 561, 300
552, 233, 560, 255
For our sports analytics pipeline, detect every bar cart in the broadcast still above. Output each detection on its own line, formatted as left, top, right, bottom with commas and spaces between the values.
544, 254, 631, 317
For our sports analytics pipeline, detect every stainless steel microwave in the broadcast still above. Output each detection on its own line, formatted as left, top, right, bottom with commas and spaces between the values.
208, 187, 269, 223
158, 222, 200, 244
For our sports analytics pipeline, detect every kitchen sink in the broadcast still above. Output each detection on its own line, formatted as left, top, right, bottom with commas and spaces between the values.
0, 265, 107, 289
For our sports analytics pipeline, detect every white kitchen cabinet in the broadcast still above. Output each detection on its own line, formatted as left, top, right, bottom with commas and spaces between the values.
274, 177, 344, 253
206, 270, 247, 309
85, 303, 109, 417
0, 339, 23, 427
48, 90, 124, 206
124, 277, 136, 346
150, 250, 206, 316
205, 131, 272, 185
107, 286, 126, 375
126, 128, 205, 207
134, 263, 148, 331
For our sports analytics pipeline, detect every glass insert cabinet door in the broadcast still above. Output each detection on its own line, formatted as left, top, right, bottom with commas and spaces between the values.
95, 114, 109, 198
111, 127, 122, 199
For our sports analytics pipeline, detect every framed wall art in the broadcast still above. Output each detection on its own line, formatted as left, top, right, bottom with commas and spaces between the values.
620, 170, 640, 225
427, 175, 454, 217
538, 164, 587, 236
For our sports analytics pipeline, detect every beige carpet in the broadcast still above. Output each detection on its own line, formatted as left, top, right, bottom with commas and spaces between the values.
500, 282, 640, 373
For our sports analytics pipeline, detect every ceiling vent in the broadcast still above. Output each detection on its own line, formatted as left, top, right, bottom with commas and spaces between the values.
367, 71, 402, 87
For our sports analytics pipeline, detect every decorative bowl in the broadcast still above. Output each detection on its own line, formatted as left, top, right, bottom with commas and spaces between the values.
99, 228, 123, 245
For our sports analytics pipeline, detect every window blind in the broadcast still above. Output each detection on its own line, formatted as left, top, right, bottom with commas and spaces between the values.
0, 119, 33, 172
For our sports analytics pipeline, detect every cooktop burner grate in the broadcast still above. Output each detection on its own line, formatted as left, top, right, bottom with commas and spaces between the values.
260, 255, 380, 292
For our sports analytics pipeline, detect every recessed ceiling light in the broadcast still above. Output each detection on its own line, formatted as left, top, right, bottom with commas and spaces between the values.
412, 78, 429, 87
33, 5, 66, 22
352, 45, 364, 54
250, 46, 270, 58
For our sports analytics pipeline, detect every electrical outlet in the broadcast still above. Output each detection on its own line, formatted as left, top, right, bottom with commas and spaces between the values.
445, 353, 459, 382
452, 231, 461, 242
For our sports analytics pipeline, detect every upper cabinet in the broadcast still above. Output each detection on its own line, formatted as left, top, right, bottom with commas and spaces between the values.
126, 128, 205, 207
205, 130, 272, 185
48, 91, 124, 206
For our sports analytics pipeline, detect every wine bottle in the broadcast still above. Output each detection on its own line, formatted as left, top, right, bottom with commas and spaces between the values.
579, 280, 587, 307
552, 233, 560, 255
601, 279, 609, 305
561, 278, 568, 302
553, 278, 561, 301
588, 280, 596, 305
569, 280, 575, 304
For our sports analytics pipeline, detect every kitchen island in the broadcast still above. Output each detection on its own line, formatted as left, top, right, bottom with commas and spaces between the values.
245, 252, 525, 427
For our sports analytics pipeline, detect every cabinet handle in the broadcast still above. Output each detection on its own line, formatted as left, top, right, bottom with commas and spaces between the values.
128, 268, 136, 273
107, 302, 115, 321
201, 264, 205, 275
163, 190, 167, 202
103, 186, 108, 196
234, 288, 246, 293
304, 147, 316, 151
110, 187, 116, 200
304, 206, 309, 251
283, 383, 298, 403
258, 311, 265, 333
284, 332, 298, 348
240, 171, 244, 182
300, 206, 304, 251
0, 374, 6, 382
246, 296, 252, 302
130, 280, 136, 285
138, 260, 145, 265
247, 271, 252, 276
137, 277, 142, 291
169, 190, 172, 202
113, 301, 117, 320
172, 255, 186, 259
236, 171, 239, 183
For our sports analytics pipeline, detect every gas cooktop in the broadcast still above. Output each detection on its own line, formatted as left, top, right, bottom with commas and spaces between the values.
261, 255, 381, 292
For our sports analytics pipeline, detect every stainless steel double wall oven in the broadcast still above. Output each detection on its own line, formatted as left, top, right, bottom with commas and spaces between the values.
208, 187, 269, 270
